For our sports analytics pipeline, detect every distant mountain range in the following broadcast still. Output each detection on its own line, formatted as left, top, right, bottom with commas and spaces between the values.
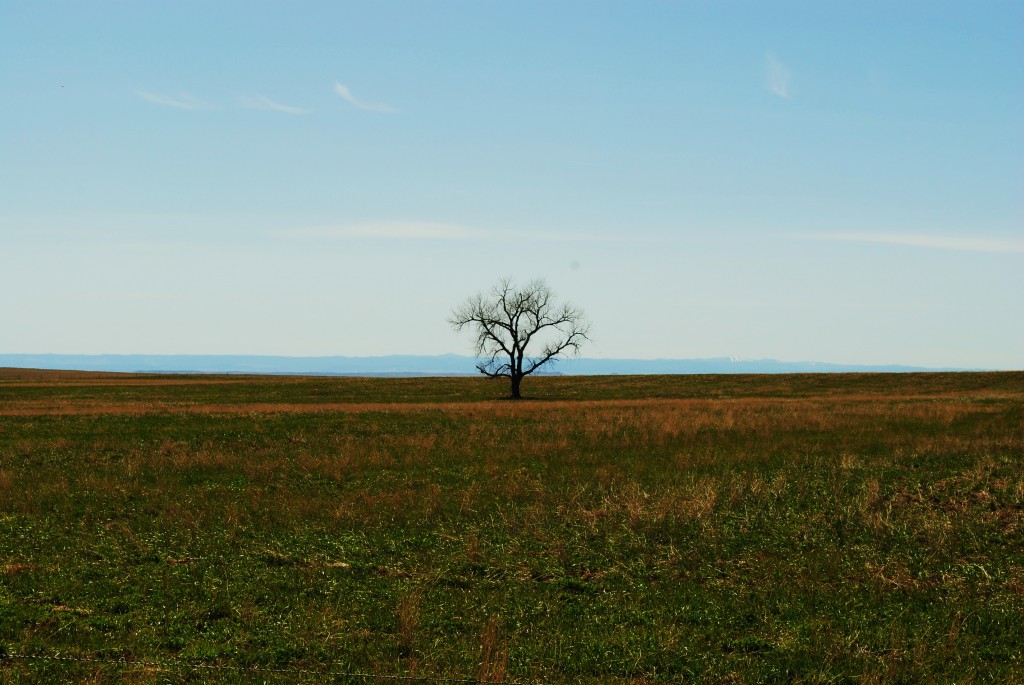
0, 354, 963, 376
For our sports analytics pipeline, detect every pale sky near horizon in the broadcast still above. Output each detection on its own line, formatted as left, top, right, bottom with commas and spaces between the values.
2, 2, 1022, 369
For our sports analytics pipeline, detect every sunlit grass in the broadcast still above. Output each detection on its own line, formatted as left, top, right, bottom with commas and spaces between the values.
1, 370, 1022, 682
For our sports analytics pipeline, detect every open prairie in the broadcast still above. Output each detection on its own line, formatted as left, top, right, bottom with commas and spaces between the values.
1, 369, 1022, 683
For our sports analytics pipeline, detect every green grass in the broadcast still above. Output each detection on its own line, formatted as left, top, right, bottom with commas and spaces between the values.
1, 371, 1022, 682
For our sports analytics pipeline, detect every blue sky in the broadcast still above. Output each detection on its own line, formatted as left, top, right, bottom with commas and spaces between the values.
2, 1, 1021, 368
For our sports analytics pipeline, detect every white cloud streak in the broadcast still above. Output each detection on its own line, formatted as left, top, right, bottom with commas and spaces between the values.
801, 232, 1024, 254
765, 53, 791, 98
275, 221, 616, 243
284, 222, 477, 240
238, 95, 310, 114
137, 91, 215, 110
333, 82, 397, 114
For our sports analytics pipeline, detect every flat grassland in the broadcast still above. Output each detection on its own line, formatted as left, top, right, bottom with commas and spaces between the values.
1, 369, 1022, 683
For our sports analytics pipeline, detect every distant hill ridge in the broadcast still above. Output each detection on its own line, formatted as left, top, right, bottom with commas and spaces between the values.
0, 354, 961, 375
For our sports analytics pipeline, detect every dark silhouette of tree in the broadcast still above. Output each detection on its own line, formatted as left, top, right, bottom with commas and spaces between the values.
450, 278, 589, 399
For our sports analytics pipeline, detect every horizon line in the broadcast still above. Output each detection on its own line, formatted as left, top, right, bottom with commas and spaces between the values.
0, 352, 1003, 373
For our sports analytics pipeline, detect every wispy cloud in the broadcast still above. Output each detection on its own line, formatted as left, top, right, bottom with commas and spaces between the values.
239, 94, 310, 114
333, 82, 397, 114
284, 222, 477, 240
800, 232, 1024, 254
275, 221, 616, 243
137, 91, 215, 110
765, 53, 791, 98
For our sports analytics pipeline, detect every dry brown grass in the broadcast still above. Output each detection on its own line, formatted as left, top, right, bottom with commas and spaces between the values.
7, 387, 1019, 538
16, 379, 1013, 535
2, 563, 38, 575
0, 367, 298, 384
477, 614, 508, 684
396, 586, 423, 658
1, 388, 1018, 420
0, 467, 14, 496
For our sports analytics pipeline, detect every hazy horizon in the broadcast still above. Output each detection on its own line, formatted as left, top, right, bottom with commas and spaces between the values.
0, 352, 992, 375
2, 2, 1021, 369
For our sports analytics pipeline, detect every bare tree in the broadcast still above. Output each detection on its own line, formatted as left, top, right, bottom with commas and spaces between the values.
450, 278, 590, 398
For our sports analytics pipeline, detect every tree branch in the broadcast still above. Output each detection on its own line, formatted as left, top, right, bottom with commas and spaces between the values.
450, 278, 589, 397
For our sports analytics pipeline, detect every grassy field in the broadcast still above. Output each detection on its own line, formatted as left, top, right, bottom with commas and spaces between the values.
1, 369, 1022, 683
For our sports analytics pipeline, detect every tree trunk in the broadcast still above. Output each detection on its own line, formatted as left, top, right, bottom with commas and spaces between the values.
510, 373, 522, 399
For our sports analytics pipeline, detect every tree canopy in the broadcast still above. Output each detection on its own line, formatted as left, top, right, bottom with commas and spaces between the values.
450, 278, 589, 398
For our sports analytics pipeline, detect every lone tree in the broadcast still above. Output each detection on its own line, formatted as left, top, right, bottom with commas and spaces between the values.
450, 278, 589, 399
